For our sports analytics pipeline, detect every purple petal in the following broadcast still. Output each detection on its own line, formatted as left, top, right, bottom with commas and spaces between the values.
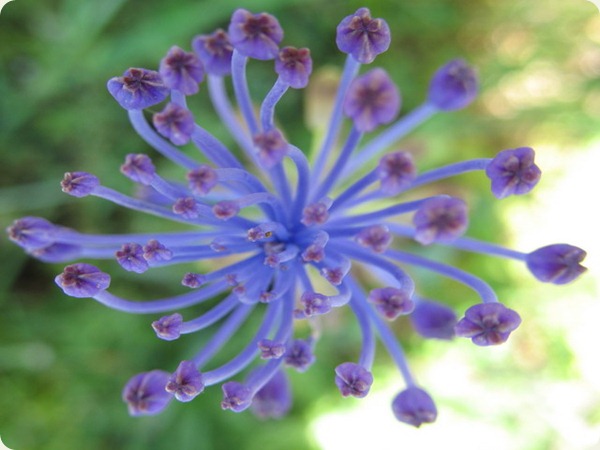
122, 370, 172, 416
55, 263, 110, 298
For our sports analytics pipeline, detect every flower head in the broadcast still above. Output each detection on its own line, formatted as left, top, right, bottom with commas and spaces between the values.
427, 59, 478, 111
228, 9, 283, 60
122, 370, 173, 416
392, 387, 438, 427
107, 68, 169, 110
336, 8, 391, 64
8, 7, 587, 428
455, 302, 522, 346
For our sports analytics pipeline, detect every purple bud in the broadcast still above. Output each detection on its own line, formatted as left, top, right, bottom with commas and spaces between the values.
192, 29, 234, 76
107, 68, 169, 110
159, 46, 205, 95
410, 299, 457, 340
212, 201, 240, 220
122, 370, 172, 416
254, 129, 289, 168
355, 224, 393, 253
275, 46, 312, 89
321, 266, 348, 286
343, 68, 400, 132
187, 165, 218, 195
173, 197, 201, 219
258, 339, 286, 359
152, 313, 183, 341
228, 9, 283, 60
30, 243, 82, 263
284, 339, 315, 372
153, 102, 195, 146
143, 239, 173, 263
301, 243, 325, 263
251, 370, 292, 419
116, 243, 149, 273
413, 197, 468, 245
485, 147, 542, 199
61, 172, 99, 197
336, 8, 391, 64
55, 263, 110, 298
120, 154, 156, 185
377, 151, 417, 195
300, 291, 331, 317
334, 362, 374, 398
427, 59, 478, 111
6, 216, 57, 250
301, 201, 330, 226
391, 387, 438, 427
221, 381, 252, 412
181, 272, 206, 288
455, 302, 521, 346
166, 360, 205, 402
526, 244, 587, 285
368, 286, 414, 320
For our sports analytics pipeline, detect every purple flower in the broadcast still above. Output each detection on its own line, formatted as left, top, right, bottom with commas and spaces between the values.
152, 102, 195, 146
55, 263, 110, 298
368, 286, 414, 320
8, 7, 587, 425
275, 46, 312, 89
122, 370, 172, 416
455, 303, 522, 346
427, 59, 478, 111
221, 381, 252, 412
159, 46, 205, 95
7, 216, 58, 250
116, 243, 149, 273
187, 165, 218, 195
228, 9, 283, 60
107, 68, 169, 110
355, 224, 393, 253
377, 151, 416, 195
60, 171, 99, 197
486, 147, 542, 199
250, 370, 292, 419
165, 360, 205, 402
334, 362, 373, 398
152, 313, 183, 341
192, 29, 234, 76
526, 244, 587, 284
410, 299, 457, 340
413, 197, 468, 245
120, 154, 156, 185
254, 129, 288, 168
343, 68, 400, 132
392, 387, 438, 427
284, 339, 315, 372
336, 8, 391, 64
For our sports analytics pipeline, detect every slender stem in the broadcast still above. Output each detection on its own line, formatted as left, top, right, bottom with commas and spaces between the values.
193, 304, 255, 367
92, 280, 229, 314
349, 296, 375, 370
231, 50, 259, 135
207, 75, 256, 159
180, 294, 238, 334
348, 276, 416, 386
311, 126, 363, 202
342, 103, 437, 178
311, 56, 361, 182
202, 301, 282, 385
385, 249, 498, 303
191, 124, 243, 169
260, 77, 289, 131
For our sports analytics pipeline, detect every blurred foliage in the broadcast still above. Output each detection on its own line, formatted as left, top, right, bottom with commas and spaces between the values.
1, 0, 598, 449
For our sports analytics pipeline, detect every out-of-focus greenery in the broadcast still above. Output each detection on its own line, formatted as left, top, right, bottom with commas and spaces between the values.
1, 1, 598, 449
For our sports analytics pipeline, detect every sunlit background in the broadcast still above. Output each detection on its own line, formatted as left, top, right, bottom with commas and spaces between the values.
1, 1, 598, 449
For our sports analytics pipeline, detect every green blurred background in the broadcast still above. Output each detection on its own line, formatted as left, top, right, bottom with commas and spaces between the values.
1, 0, 599, 449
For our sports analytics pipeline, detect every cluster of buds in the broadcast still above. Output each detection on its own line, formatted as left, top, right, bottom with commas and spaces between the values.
7, 7, 587, 426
